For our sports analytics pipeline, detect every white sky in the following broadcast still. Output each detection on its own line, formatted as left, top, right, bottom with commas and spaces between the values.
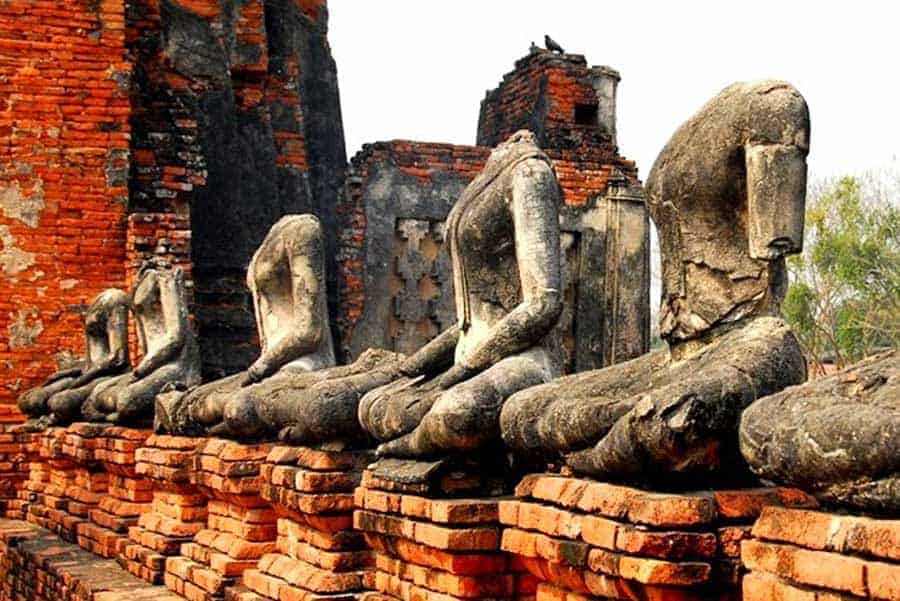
329, 0, 899, 181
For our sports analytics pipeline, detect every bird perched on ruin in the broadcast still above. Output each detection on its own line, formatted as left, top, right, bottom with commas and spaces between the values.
544, 35, 565, 54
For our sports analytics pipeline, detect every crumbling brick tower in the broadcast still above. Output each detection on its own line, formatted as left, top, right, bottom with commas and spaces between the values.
338, 49, 650, 371
0, 0, 347, 406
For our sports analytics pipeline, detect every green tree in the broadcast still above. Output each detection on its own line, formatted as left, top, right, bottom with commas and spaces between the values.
783, 165, 900, 371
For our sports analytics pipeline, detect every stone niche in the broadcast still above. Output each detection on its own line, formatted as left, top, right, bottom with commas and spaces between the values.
338, 51, 650, 371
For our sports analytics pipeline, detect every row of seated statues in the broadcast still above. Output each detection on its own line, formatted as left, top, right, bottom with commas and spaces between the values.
19, 80, 899, 513
19, 263, 201, 429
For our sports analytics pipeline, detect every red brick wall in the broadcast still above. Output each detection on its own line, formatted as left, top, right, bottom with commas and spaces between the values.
477, 50, 619, 160
0, 0, 132, 407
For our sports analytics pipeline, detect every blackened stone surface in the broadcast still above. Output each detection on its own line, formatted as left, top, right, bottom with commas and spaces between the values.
128, 1, 346, 380
741, 350, 900, 513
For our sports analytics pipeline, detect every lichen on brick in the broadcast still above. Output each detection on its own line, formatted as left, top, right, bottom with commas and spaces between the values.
8, 308, 43, 349
0, 226, 36, 278
0, 178, 44, 227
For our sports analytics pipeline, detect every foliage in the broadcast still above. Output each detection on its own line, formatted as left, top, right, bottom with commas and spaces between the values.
783, 164, 900, 370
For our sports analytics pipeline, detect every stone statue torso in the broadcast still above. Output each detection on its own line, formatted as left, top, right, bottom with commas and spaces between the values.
133, 269, 198, 370
447, 149, 561, 375
84, 295, 112, 367
247, 216, 335, 372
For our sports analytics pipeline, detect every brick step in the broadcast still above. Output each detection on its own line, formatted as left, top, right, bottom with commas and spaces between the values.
0, 516, 182, 601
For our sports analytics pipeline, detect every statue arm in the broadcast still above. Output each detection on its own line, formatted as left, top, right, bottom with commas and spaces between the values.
44, 366, 83, 385
134, 268, 188, 378
71, 302, 130, 386
245, 233, 325, 383
448, 159, 563, 383
399, 325, 460, 377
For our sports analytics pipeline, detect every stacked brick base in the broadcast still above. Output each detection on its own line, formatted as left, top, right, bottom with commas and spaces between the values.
7, 432, 900, 601
742, 506, 900, 600
5, 430, 41, 520
499, 474, 819, 601
79, 427, 153, 558
355, 470, 535, 601
164, 440, 276, 601
231, 445, 374, 601
25, 426, 110, 542
122, 435, 207, 583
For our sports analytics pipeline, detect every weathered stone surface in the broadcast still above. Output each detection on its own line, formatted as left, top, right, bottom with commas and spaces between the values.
83, 263, 200, 426
157, 215, 407, 443
741, 350, 900, 512
18, 288, 131, 427
501, 81, 810, 485
159, 216, 327, 436
358, 130, 565, 460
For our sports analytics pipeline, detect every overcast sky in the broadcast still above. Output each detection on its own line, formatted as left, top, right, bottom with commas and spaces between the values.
329, 0, 899, 181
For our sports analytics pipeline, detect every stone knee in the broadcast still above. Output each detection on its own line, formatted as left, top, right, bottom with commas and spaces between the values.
358, 385, 396, 440
360, 383, 429, 442
419, 386, 496, 453
19, 388, 50, 417
114, 386, 144, 421
47, 390, 83, 423
223, 394, 267, 439
738, 394, 778, 462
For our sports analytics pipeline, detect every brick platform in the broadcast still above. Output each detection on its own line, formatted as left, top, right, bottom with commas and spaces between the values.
121, 434, 208, 584
742, 506, 900, 600
164, 439, 275, 600
0, 517, 182, 601
231, 445, 375, 601
24, 426, 111, 542
354, 464, 535, 601
4, 430, 41, 520
76, 427, 154, 558
500, 474, 819, 601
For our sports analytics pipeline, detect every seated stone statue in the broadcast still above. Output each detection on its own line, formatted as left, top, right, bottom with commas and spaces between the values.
358, 129, 564, 458
17, 288, 131, 427
156, 214, 404, 442
501, 81, 811, 485
83, 261, 200, 426
741, 351, 899, 513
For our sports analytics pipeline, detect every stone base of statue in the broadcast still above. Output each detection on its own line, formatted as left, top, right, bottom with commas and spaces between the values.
742, 506, 900, 600
354, 458, 535, 601
122, 434, 208, 584
500, 474, 818, 601
164, 439, 276, 600
73, 426, 153, 558
229, 444, 374, 601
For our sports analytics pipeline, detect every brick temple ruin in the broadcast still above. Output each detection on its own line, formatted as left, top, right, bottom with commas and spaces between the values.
1, 2, 897, 601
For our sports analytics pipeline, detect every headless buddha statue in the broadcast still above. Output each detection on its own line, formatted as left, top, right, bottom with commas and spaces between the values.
501, 81, 811, 485
83, 261, 200, 426
18, 288, 130, 427
358, 130, 564, 458
156, 214, 403, 442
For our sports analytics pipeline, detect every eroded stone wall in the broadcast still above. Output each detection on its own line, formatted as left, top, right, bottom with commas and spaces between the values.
126, 0, 346, 378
